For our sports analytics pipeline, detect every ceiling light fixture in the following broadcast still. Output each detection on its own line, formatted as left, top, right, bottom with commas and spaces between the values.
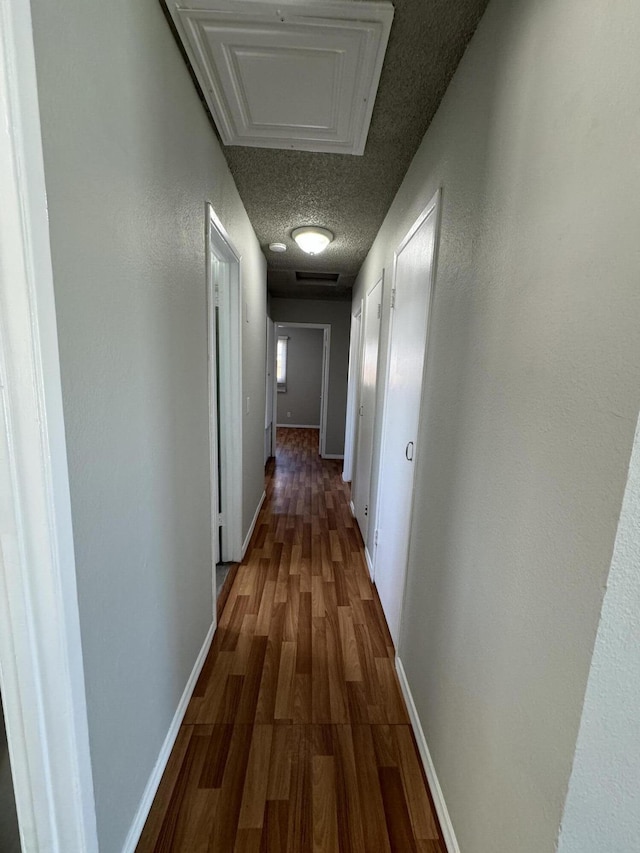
269, 242, 287, 253
292, 226, 334, 255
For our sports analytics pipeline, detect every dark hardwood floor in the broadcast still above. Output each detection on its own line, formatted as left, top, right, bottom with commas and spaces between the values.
137, 428, 446, 852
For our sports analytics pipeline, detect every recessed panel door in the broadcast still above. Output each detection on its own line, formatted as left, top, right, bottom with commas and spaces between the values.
374, 191, 440, 646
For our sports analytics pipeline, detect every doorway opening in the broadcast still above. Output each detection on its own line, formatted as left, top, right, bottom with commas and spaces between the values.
206, 204, 243, 615
271, 322, 332, 457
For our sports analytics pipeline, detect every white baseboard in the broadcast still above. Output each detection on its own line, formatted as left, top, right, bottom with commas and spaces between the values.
395, 657, 460, 853
364, 546, 374, 579
322, 453, 344, 460
349, 500, 356, 517
121, 621, 216, 853
276, 423, 320, 429
242, 490, 266, 558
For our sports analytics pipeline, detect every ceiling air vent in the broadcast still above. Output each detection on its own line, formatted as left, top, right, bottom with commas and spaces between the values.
165, 0, 394, 155
295, 271, 340, 283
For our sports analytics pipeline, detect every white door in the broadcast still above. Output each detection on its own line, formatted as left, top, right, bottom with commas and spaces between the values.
353, 276, 382, 548
374, 190, 440, 646
342, 307, 362, 483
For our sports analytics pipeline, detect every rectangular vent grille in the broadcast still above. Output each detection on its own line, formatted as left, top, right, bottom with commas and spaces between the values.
295, 271, 340, 282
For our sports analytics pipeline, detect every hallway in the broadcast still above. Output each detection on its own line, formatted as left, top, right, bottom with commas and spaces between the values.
138, 428, 445, 852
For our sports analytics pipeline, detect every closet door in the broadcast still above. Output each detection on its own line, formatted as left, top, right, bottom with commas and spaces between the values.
353, 276, 382, 555
374, 191, 440, 645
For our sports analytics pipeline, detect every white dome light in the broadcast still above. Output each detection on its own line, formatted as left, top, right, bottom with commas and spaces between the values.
269, 242, 287, 253
292, 226, 334, 255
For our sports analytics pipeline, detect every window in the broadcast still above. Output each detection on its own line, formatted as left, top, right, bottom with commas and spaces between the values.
276, 336, 288, 392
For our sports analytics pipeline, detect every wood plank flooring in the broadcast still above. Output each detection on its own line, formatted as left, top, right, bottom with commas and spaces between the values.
138, 428, 446, 852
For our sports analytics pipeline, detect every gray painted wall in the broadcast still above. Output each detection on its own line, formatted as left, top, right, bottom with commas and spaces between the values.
0, 698, 20, 853
557, 413, 640, 853
352, 0, 640, 851
276, 326, 324, 427
271, 299, 350, 457
30, 0, 266, 849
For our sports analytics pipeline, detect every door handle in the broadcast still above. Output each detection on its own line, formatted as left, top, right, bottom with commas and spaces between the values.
405, 441, 414, 461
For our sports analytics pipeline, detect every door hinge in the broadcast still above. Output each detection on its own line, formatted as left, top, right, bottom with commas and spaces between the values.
359, 404, 364, 416
374, 529, 379, 546
391, 288, 396, 309
217, 513, 225, 527
214, 281, 220, 307
364, 504, 368, 517
377, 302, 381, 319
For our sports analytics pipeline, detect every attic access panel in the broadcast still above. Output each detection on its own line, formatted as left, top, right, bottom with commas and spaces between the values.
167, 0, 394, 155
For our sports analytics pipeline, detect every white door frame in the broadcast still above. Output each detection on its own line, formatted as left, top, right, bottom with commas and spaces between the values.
0, 1, 98, 849
273, 322, 331, 457
342, 302, 363, 483
372, 188, 441, 621
206, 205, 243, 567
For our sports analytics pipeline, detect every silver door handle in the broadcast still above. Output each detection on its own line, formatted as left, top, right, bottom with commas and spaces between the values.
405, 441, 414, 461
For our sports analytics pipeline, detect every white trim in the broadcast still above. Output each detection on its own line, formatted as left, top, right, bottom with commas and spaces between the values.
242, 490, 266, 558
276, 423, 321, 429
322, 454, 344, 460
0, 2, 98, 850
395, 657, 460, 853
207, 206, 243, 563
349, 500, 356, 516
121, 621, 216, 853
364, 547, 374, 579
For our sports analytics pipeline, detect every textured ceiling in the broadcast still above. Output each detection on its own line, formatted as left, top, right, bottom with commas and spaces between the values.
165, 0, 489, 299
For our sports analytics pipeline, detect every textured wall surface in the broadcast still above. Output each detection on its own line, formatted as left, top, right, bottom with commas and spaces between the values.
276, 326, 324, 427
30, 0, 266, 849
271, 299, 350, 456
557, 415, 640, 852
352, 0, 640, 851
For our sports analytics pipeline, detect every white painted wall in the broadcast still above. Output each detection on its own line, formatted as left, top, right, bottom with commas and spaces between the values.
557, 415, 640, 853
29, 0, 266, 849
270, 299, 351, 456
352, 0, 640, 851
